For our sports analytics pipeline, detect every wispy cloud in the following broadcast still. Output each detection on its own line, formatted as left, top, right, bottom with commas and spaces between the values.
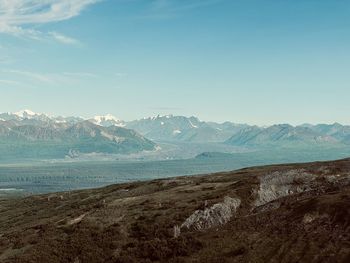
0, 0, 100, 44
49, 31, 80, 45
63, 72, 98, 78
137, 0, 223, 19
3, 69, 53, 83
2, 69, 101, 87
0, 79, 23, 86
150, 0, 222, 12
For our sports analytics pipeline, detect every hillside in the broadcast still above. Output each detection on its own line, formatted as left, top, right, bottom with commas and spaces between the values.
0, 158, 349, 262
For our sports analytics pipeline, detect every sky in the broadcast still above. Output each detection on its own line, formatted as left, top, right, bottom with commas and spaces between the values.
0, 0, 349, 125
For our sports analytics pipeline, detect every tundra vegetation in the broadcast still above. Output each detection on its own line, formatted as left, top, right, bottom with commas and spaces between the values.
0, 158, 349, 262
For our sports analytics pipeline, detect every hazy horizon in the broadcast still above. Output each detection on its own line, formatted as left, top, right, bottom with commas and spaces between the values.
1, 108, 349, 127
1, 0, 350, 125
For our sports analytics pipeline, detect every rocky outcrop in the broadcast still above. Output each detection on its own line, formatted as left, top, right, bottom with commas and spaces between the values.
181, 196, 241, 231
254, 169, 316, 207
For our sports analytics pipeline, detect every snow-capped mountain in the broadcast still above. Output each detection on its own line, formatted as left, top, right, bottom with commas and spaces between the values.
89, 114, 126, 127
1, 110, 350, 161
126, 115, 202, 140
14, 109, 37, 119
126, 115, 247, 142
0, 110, 122, 126
52, 116, 85, 124
0, 110, 84, 125
0, 111, 156, 160
0, 109, 50, 122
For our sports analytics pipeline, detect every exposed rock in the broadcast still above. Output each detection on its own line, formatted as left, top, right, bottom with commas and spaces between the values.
68, 213, 87, 225
254, 169, 316, 207
173, 225, 181, 238
181, 196, 241, 231
303, 213, 318, 224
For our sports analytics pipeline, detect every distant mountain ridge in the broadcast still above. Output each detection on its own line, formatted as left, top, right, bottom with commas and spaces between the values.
88, 114, 126, 127
1, 110, 350, 161
0, 111, 156, 160
0, 110, 84, 126
126, 115, 350, 146
225, 123, 349, 147
126, 114, 248, 142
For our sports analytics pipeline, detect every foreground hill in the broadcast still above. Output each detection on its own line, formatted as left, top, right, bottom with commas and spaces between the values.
1, 159, 350, 262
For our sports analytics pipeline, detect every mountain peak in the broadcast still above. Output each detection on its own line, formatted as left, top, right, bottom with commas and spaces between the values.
148, 114, 174, 120
14, 109, 37, 118
12, 109, 50, 120
93, 114, 120, 122
90, 114, 125, 127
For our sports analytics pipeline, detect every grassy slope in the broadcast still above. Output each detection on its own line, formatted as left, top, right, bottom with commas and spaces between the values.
0, 158, 349, 262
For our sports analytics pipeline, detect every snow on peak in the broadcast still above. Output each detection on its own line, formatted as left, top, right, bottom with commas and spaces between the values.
13, 109, 50, 120
90, 114, 125, 127
93, 114, 119, 122
188, 119, 198, 128
54, 120, 67, 124
14, 109, 37, 118
150, 114, 173, 120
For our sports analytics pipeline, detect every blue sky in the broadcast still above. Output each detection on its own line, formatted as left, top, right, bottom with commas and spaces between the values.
0, 0, 349, 125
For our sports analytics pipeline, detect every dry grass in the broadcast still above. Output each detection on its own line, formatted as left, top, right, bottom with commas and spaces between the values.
0, 158, 350, 262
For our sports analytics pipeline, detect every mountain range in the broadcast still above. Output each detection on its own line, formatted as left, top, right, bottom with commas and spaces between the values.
0, 110, 155, 161
126, 114, 248, 142
0, 110, 349, 161
224, 124, 347, 147
126, 115, 350, 147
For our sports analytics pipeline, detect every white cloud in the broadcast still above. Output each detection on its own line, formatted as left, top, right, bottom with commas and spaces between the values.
2, 69, 100, 86
63, 72, 98, 78
151, 0, 218, 11
0, 0, 100, 43
49, 31, 79, 45
137, 0, 222, 19
3, 69, 53, 83
0, 79, 22, 86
